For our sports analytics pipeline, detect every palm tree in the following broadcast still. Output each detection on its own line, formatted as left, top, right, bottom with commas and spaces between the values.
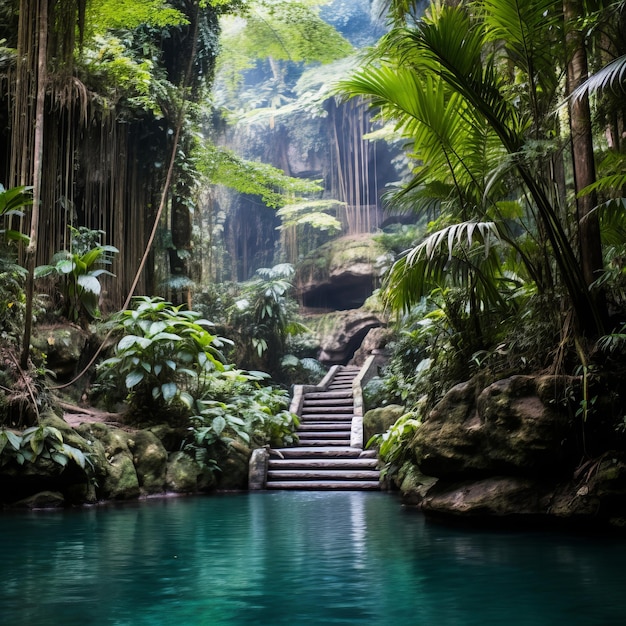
341, 0, 616, 345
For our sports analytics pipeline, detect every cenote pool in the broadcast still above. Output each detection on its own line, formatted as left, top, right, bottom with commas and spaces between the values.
1, 492, 625, 625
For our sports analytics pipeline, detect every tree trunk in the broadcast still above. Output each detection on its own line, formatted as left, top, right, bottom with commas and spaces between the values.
563, 0, 606, 331
21, 0, 48, 369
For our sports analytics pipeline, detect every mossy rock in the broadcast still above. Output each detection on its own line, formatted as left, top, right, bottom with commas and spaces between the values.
147, 424, 187, 451
32, 325, 89, 380
297, 234, 385, 285
127, 430, 168, 495
11, 490, 66, 509
396, 461, 438, 506
166, 451, 215, 493
363, 404, 405, 445
77, 422, 140, 499
213, 439, 252, 490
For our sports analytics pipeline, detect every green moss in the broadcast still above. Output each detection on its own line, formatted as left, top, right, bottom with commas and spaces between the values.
297, 234, 385, 284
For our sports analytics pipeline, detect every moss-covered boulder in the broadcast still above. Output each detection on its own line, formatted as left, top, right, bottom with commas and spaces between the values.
11, 490, 66, 509
351, 326, 392, 367
32, 325, 89, 381
213, 439, 252, 490
395, 461, 438, 506
297, 234, 387, 312
412, 375, 579, 479
305, 308, 386, 365
399, 374, 626, 528
127, 430, 168, 494
78, 422, 140, 500
549, 453, 626, 528
421, 477, 553, 520
363, 404, 405, 445
166, 451, 215, 493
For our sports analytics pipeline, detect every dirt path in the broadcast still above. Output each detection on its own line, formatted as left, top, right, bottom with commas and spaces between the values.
57, 400, 125, 428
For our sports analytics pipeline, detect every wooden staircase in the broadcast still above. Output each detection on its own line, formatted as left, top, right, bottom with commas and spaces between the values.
266, 366, 380, 490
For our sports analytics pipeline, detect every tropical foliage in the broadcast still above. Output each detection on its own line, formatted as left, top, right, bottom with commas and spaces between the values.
97, 296, 230, 418
0, 185, 31, 343
185, 371, 298, 467
226, 263, 310, 377
366, 410, 422, 479
0, 424, 92, 471
96, 296, 299, 467
340, 0, 626, 458
35, 228, 118, 323
341, 0, 626, 362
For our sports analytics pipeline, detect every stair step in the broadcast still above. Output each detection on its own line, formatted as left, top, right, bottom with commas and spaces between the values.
269, 458, 378, 470
300, 416, 354, 423
266, 480, 380, 490
267, 469, 380, 481
303, 398, 354, 407
295, 439, 351, 446
298, 420, 352, 434
272, 446, 362, 458
359, 449, 378, 458
271, 366, 376, 491
298, 432, 350, 440
301, 406, 354, 414
305, 391, 352, 400
298, 427, 351, 434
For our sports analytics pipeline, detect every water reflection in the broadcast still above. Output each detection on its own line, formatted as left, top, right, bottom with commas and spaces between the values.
1, 493, 625, 625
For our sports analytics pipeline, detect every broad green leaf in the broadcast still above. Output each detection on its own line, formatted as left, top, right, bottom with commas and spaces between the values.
44, 426, 64, 444
56, 259, 75, 275
125, 370, 145, 388
212, 415, 227, 436
179, 392, 195, 408
30, 428, 45, 456
51, 452, 69, 467
61, 444, 87, 469
148, 321, 168, 336
5, 429, 22, 450
151, 332, 183, 342
161, 382, 178, 401
118, 335, 153, 351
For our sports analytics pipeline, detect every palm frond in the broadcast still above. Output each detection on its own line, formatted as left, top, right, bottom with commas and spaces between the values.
571, 54, 626, 101
383, 221, 512, 313
581, 198, 626, 247
480, 0, 561, 94
341, 59, 507, 218
403, 5, 526, 150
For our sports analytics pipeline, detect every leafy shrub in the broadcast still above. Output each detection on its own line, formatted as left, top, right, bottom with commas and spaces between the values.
373, 222, 425, 256
0, 185, 31, 344
0, 257, 26, 345
96, 297, 300, 474
35, 227, 118, 322
226, 263, 309, 377
380, 303, 458, 409
280, 355, 327, 385
185, 369, 299, 463
96, 296, 230, 420
0, 424, 92, 471
362, 376, 387, 412
366, 411, 422, 480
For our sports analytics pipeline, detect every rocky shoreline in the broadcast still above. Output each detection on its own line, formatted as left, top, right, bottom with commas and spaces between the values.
367, 375, 626, 531
0, 409, 251, 510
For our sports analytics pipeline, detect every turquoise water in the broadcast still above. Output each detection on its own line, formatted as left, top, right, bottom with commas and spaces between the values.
1, 492, 625, 625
